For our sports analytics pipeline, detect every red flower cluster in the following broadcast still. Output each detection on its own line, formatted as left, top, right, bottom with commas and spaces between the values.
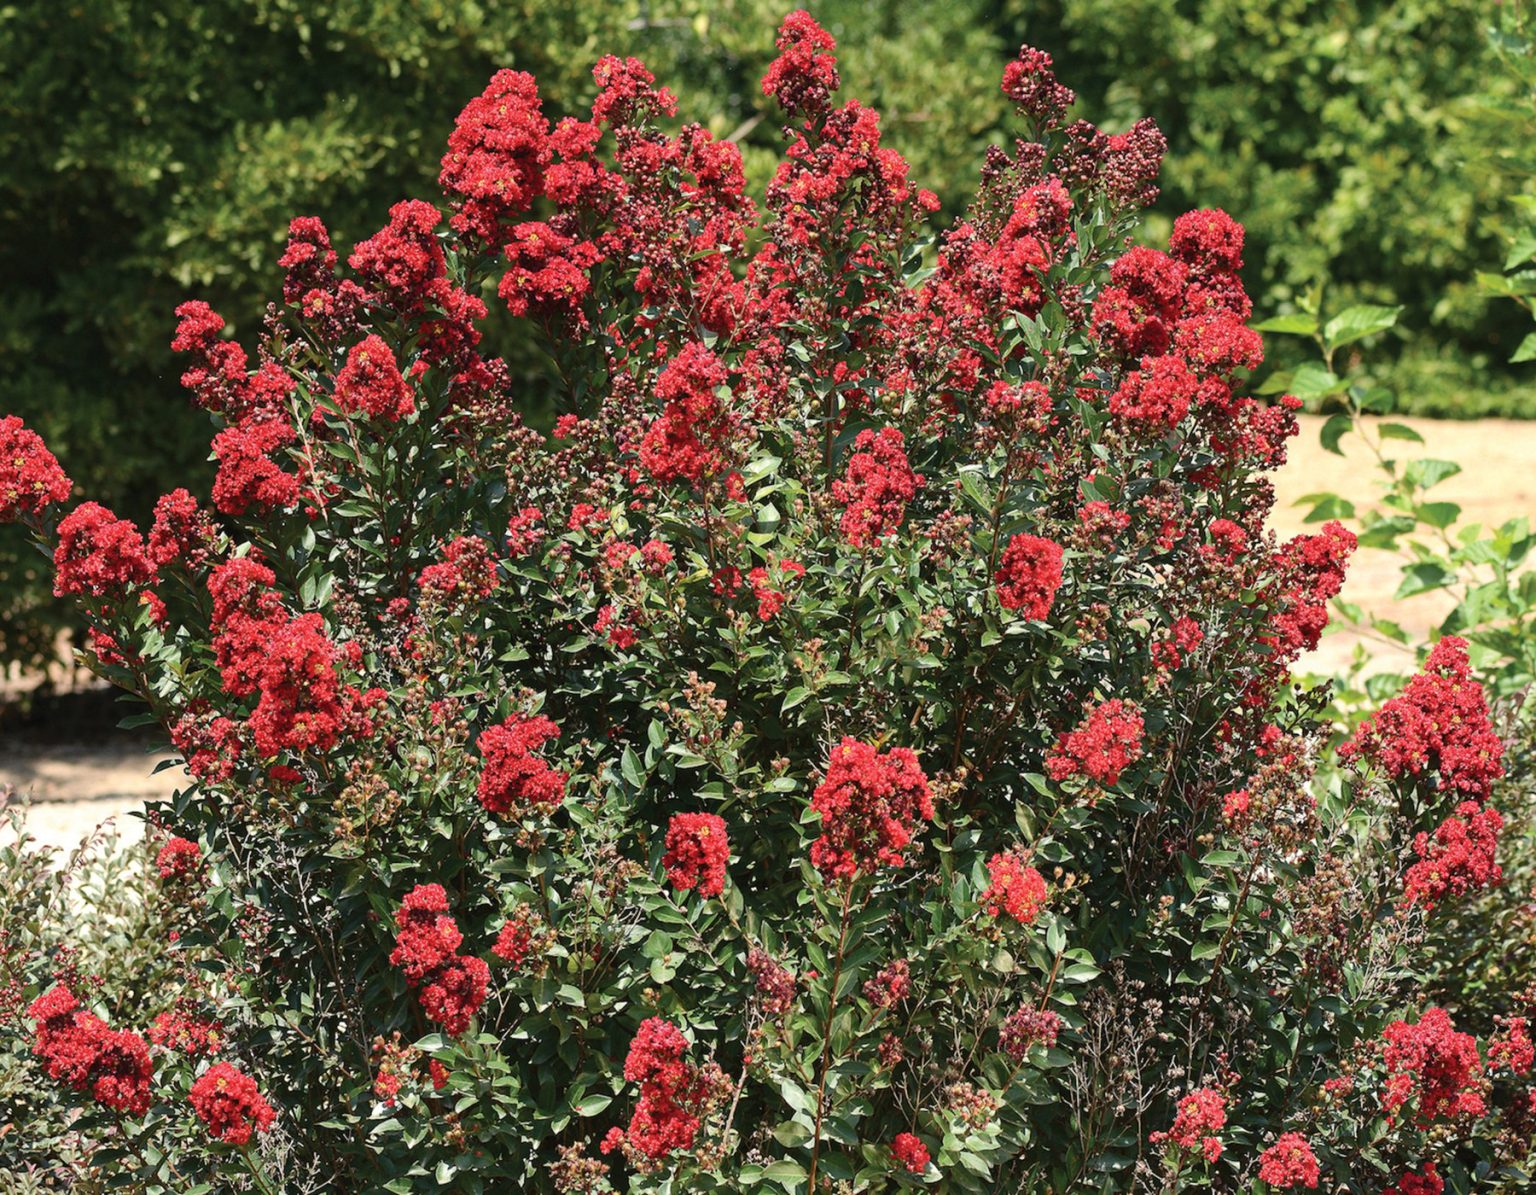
639, 342, 734, 487
980, 850, 1047, 925
1045, 699, 1144, 787
1343, 637, 1505, 802
890, 1131, 930, 1174
505, 507, 546, 558
1264, 521, 1356, 669
499, 221, 600, 325
188, 1061, 277, 1145
439, 69, 549, 246
156, 836, 202, 881
149, 488, 217, 570
662, 812, 730, 898
1150, 1086, 1226, 1163
863, 959, 912, 1008
832, 428, 922, 548
746, 948, 797, 1016
605, 1018, 709, 1161
475, 714, 565, 817
999, 1006, 1060, 1060
29, 985, 153, 1117
1488, 1016, 1534, 1074
1403, 800, 1503, 911
492, 904, 553, 973
389, 884, 489, 1036
994, 533, 1064, 618
210, 416, 300, 517
809, 738, 934, 880
1110, 354, 1198, 430
148, 1010, 223, 1055
243, 612, 365, 758
1379, 1007, 1486, 1124
419, 535, 499, 604
1257, 1132, 1320, 1189
0, 415, 71, 523
170, 300, 287, 418
210, 552, 374, 758
348, 199, 445, 310
333, 334, 414, 422
747, 558, 804, 621
53, 502, 154, 599
761, 10, 840, 116
1383, 1164, 1443, 1195
1001, 44, 1075, 125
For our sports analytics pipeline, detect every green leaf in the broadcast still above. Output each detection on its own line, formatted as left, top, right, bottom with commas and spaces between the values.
1404, 459, 1462, 491
1319, 412, 1353, 456
1507, 229, 1536, 271
1395, 563, 1454, 599
1511, 332, 1536, 364
1321, 304, 1401, 350
1415, 502, 1461, 530
575, 1093, 613, 1116
1190, 940, 1221, 961
1377, 422, 1424, 444
1252, 312, 1319, 335
1289, 362, 1346, 401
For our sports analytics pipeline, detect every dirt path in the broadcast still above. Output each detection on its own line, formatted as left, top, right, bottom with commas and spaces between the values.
3, 412, 1532, 852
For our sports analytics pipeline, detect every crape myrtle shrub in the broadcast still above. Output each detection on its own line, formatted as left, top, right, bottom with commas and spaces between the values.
2, 14, 1530, 1192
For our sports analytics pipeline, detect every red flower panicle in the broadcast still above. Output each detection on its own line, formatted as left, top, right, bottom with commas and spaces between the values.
1001, 45, 1075, 126
832, 428, 922, 547
1150, 1086, 1226, 1163
1403, 801, 1503, 911
156, 836, 202, 881
149, 1011, 223, 1056
1257, 1132, 1320, 1189
148, 488, 217, 569
333, 334, 415, 423
761, 10, 840, 116
475, 714, 565, 817
53, 502, 154, 599
639, 342, 734, 487
1045, 699, 1144, 788
1379, 1007, 1486, 1124
1383, 1163, 1443, 1195
389, 884, 488, 1036
0, 415, 71, 523
863, 959, 912, 1008
662, 813, 730, 898
348, 199, 445, 311
29, 985, 153, 1117
1343, 636, 1505, 803
999, 1006, 1060, 1059
994, 534, 1064, 618
211, 417, 300, 516
604, 1018, 714, 1163
890, 1131, 930, 1174
810, 738, 934, 880
189, 1061, 277, 1145
747, 948, 796, 1016
440, 69, 549, 246
980, 850, 1047, 924
419, 535, 499, 604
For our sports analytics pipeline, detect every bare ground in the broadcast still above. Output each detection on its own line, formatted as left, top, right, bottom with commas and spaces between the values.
3, 412, 1532, 852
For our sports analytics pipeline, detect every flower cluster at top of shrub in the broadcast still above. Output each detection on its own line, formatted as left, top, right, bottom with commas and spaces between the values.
3, 9, 1526, 1192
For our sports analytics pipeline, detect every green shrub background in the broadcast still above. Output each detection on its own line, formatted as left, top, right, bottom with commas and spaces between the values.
1, 0, 1529, 675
